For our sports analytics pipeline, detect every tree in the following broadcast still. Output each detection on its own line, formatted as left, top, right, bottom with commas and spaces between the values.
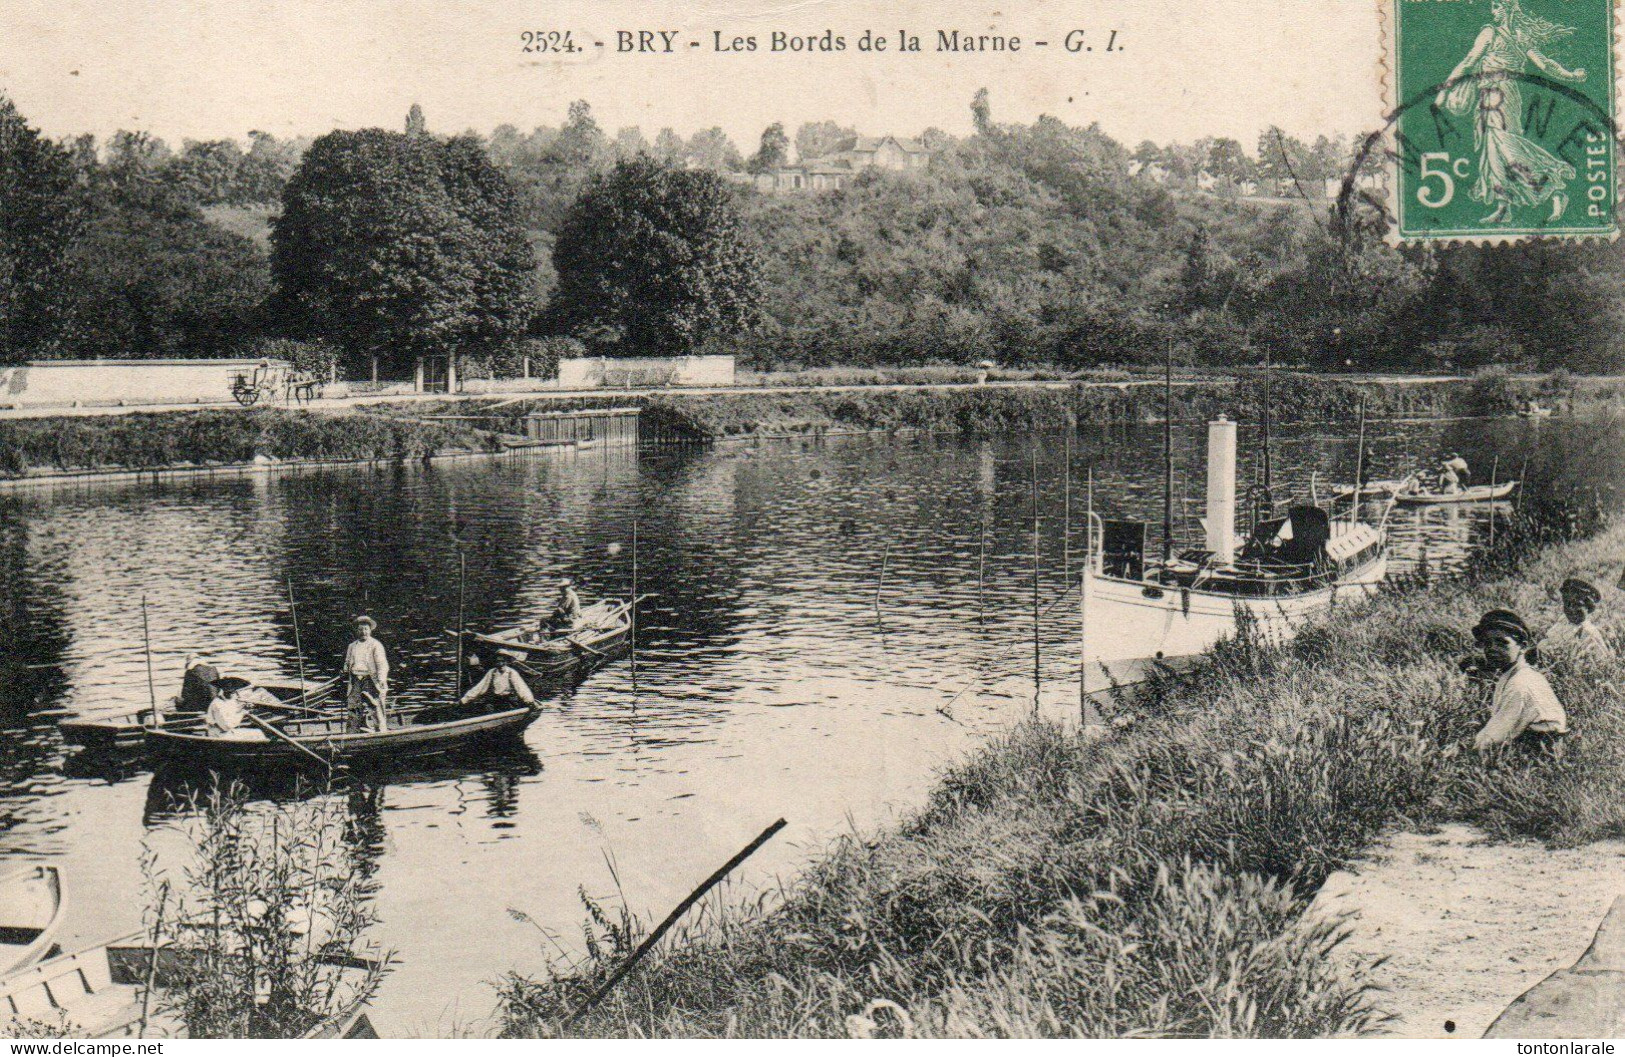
612, 126, 649, 159
549, 157, 762, 353
169, 139, 246, 205
553, 100, 605, 168
684, 127, 743, 171
747, 122, 789, 174
970, 89, 993, 135
794, 120, 856, 162
1205, 138, 1249, 181
405, 103, 427, 136
269, 127, 537, 372
652, 128, 685, 162
0, 94, 87, 362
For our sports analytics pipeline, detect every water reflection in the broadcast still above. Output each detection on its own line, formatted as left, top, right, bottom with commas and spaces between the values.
0, 417, 1618, 1032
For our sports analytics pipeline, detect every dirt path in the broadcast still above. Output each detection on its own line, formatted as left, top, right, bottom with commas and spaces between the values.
1311, 824, 1625, 1038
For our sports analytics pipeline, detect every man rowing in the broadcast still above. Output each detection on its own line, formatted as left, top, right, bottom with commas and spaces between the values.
344, 615, 390, 732
459, 650, 536, 708
528, 579, 583, 641
202, 676, 280, 738
1436, 452, 1469, 495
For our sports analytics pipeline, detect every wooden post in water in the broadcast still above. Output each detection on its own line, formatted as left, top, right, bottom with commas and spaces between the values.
631, 518, 639, 688
1063, 428, 1072, 582
454, 550, 466, 703
1163, 345, 1175, 564
875, 541, 890, 625
1488, 456, 1499, 547
1351, 398, 1368, 525
1080, 466, 1093, 726
1032, 446, 1042, 712
141, 595, 157, 722
287, 577, 308, 706
977, 516, 987, 633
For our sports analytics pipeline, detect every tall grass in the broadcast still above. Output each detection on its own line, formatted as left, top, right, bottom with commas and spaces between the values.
498, 501, 1625, 1038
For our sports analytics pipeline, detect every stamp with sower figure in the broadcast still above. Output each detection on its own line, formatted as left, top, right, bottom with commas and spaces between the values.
1387, 0, 1617, 242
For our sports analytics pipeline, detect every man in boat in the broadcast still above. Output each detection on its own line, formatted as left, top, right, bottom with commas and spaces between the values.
1470, 609, 1568, 754
343, 615, 390, 733
1537, 577, 1615, 665
1436, 453, 1468, 495
540, 578, 584, 636
459, 650, 536, 708
176, 654, 221, 715
204, 676, 255, 738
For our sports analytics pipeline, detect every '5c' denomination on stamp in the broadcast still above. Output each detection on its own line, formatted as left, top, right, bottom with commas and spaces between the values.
1388, 0, 1617, 242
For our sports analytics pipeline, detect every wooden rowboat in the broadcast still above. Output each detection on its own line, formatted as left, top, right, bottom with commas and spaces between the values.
0, 866, 64, 977
60, 677, 342, 752
461, 597, 641, 673
144, 702, 540, 770
1330, 475, 1415, 501
0, 932, 379, 1039
1393, 480, 1518, 505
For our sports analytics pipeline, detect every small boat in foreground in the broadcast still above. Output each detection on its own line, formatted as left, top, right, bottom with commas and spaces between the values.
461, 597, 641, 674
59, 677, 343, 752
1393, 480, 1518, 505
0, 866, 64, 976
144, 702, 540, 770
0, 932, 379, 1038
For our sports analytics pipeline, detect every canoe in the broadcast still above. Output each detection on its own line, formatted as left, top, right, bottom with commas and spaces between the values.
0, 866, 64, 976
0, 932, 379, 1039
461, 597, 641, 673
144, 702, 540, 770
60, 677, 343, 752
1330, 476, 1414, 501
1394, 480, 1518, 505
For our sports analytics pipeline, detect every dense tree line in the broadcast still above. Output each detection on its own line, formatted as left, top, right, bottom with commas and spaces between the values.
4, 87, 1624, 373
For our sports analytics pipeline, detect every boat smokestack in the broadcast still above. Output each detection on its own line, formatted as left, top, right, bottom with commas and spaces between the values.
1205, 416, 1237, 563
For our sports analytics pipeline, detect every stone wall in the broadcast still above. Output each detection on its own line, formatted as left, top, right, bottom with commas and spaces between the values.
0, 359, 295, 409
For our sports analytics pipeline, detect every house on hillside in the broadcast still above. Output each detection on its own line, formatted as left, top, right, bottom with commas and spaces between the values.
750, 134, 932, 192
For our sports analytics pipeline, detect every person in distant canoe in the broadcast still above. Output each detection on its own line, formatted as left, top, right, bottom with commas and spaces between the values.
177, 654, 221, 714
1470, 608, 1568, 753
460, 651, 535, 708
1437, 452, 1469, 494
542, 578, 584, 635
1538, 577, 1615, 665
343, 615, 389, 732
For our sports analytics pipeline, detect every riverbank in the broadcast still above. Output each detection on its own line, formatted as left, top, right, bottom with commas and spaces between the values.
497, 496, 1625, 1038
0, 408, 509, 481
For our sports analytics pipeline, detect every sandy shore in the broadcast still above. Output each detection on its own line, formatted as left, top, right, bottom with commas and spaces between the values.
1312, 824, 1625, 1038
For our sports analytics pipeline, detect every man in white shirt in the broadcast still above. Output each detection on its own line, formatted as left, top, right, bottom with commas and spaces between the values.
1471, 609, 1568, 753
1538, 576, 1615, 665
460, 651, 536, 708
344, 615, 390, 732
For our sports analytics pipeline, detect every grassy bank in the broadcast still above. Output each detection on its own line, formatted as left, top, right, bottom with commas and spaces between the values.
0, 409, 505, 479
497, 495, 1625, 1038
376, 371, 1619, 443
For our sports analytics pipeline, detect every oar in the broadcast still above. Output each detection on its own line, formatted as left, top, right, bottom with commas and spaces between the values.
244, 712, 333, 776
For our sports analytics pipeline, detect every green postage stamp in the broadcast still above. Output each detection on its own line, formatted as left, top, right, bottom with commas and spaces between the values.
1388, 0, 1618, 242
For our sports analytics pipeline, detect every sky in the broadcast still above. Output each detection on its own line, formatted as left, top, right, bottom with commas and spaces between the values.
0, 0, 1385, 150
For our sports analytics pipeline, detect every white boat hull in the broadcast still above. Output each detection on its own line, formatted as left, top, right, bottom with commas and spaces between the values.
1083, 556, 1388, 664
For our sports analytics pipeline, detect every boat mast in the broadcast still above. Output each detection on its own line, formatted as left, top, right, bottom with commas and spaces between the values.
1260, 347, 1274, 517
1162, 340, 1174, 565
1350, 397, 1367, 525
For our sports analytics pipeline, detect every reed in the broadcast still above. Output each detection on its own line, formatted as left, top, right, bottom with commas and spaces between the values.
498, 497, 1625, 1039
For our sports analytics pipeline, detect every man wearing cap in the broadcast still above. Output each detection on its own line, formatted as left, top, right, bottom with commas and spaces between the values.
177, 654, 221, 715
543, 579, 583, 635
1471, 608, 1568, 753
460, 651, 535, 707
344, 616, 390, 732
1538, 577, 1615, 665
1437, 453, 1468, 495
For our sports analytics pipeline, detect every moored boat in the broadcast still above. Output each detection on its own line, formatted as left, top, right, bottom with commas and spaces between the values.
0, 866, 64, 976
1393, 480, 1518, 505
1083, 415, 1389, 665
0, 931, 379, 1038
461, 597, 640, 674
144, 702, 540, 770
59, 677, 343, 752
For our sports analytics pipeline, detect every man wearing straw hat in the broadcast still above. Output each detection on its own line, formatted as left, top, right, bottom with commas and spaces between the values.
459, 650, 535, 708
344, 615, 390, 732
1538, 576, 1615, 665
1471, 608, 1568, 754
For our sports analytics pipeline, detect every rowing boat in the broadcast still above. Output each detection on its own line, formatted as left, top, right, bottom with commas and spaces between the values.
59, 677, 342, 752
1393, 480, 1518, 505
144, 702, 540, 770
0, 866, 64, 976
1330, 475, 1414, 501
0, 932, 378, 1038
461, 597, 641, 673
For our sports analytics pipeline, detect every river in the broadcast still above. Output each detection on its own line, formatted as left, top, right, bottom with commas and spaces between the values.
0, 415, 1615, 1035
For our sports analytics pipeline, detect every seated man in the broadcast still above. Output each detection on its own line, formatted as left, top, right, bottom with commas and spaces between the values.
1538, 576, 1615, 665
1470, 609, 1568, 753
177, 654, 221, 715
204, 677, 259, 738
460, 651, 535, 707
544, 578, 584, 634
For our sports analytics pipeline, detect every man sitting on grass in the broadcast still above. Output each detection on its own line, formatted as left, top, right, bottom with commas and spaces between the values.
1471, 609, 1568, 754
1538, 576, 1615, 665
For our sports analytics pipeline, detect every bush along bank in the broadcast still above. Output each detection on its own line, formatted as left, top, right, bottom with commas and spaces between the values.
497, 493, 1625, 1039
0, 409, 506, 479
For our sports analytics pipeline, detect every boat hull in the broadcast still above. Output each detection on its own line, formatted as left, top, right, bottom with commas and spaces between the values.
144, 705, 539, 770
1395, 481, 1517, 505
0, 866, 64, 977
1084, 555, 1388, 664
60, 679, 340, 752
